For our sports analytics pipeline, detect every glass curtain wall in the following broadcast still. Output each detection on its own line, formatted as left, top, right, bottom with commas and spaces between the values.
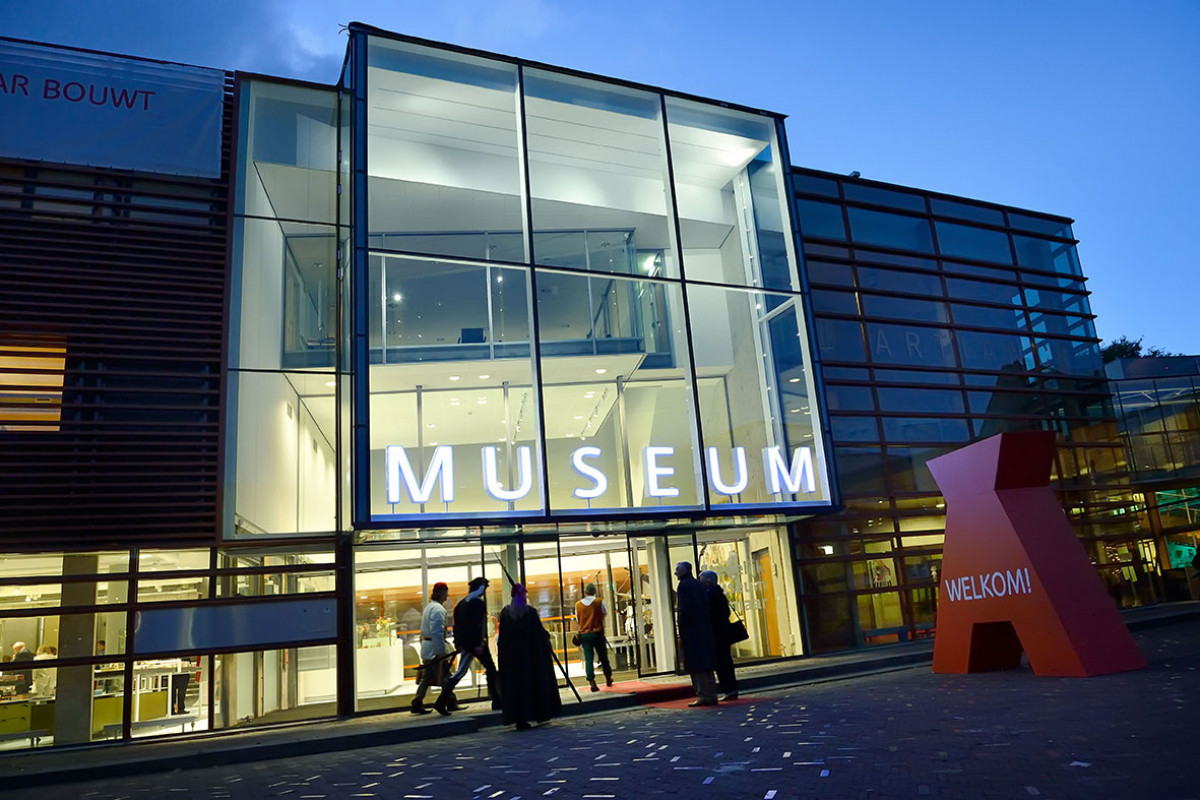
357, 33, 832, 525
0, 546, 337, 751
794, 169, 1143, 650
228, 79, 342, 538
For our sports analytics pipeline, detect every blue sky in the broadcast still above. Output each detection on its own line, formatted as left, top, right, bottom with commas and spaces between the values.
4, 1, 1196, 353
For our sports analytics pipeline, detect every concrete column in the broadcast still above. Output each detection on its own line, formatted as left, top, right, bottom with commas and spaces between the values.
645, 538, 676, 672
55, 554, 98, 745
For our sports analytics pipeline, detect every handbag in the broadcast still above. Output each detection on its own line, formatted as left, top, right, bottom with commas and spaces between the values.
571, 633, 581, 646
728, 608, 750, 644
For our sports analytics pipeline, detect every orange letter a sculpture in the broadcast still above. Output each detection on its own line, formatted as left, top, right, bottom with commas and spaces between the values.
928, 431, 1145, 676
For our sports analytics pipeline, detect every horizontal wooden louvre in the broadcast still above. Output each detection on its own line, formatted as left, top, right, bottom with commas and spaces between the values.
0, 73, 234, 546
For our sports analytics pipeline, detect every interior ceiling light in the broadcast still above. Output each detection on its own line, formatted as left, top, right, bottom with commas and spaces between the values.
479, 374, 490, 380
788, 377, 800, 383
595, 368, 607, 375
448, 375, 460, 381
325, 380, 336, 387
392, 293, 402, 302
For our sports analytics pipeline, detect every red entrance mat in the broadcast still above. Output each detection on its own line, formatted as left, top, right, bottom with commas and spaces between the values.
596, 680, 764, 709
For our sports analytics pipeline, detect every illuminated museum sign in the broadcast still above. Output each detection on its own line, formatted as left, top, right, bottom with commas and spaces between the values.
385, 443, 817, 511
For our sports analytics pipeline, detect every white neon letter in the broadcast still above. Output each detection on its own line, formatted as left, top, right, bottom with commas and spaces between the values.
482, 446, 534, 501
571, 446, 608, 500
644, 446, 679, 498
386, 445, 454, 504
706, 446, 749, 496
765, 446, 816, 495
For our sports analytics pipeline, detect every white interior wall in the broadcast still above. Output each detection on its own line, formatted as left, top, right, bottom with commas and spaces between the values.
235, 372, 336, 535
235, 372, 298, 533
237, 216, 286, 371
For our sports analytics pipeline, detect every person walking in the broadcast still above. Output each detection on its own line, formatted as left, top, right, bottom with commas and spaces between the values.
497, 583, 562, 730
575, 582, 613, 692
435, 576, 498, 715
674, 562, 718, 706
411, 581, 450, 715
699, 570, 739, 701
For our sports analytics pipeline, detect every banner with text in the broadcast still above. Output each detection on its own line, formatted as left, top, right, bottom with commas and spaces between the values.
0, 39, 224, 177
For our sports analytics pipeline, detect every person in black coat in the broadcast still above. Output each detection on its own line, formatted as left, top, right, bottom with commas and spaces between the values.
497, 583, 563, 730
436, 576, 499, 715
700, 570, 739, 701
674, 562, 718, 706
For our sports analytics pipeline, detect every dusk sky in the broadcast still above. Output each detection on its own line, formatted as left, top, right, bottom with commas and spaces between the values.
4, 1, 1196, 354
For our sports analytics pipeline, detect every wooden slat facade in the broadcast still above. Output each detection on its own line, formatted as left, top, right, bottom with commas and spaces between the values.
0, 73, 235, 547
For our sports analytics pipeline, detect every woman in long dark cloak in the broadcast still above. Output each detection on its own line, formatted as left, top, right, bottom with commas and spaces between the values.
497, 583, 563, 730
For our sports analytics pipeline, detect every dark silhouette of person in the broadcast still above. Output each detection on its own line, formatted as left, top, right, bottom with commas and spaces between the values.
497, 583, 562, 730
436, 576, 498, 715
699, 570, 739, 701
675, 562, 717, 706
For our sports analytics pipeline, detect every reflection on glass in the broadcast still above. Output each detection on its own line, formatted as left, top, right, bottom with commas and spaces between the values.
666, 98, 798, 291
237, 80, 338, 223
367, 38, 525, 262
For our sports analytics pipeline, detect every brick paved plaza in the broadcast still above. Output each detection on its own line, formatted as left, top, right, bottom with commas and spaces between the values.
22, 619, 1199, 800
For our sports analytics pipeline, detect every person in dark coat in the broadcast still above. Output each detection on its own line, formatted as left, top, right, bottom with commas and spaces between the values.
436, 576, 498, 715
497, 583, 563, 730
700, 570, 739, 701
674, 562, 718, 706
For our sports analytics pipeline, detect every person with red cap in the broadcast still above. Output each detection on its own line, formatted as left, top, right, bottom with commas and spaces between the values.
411, 581, 450, 714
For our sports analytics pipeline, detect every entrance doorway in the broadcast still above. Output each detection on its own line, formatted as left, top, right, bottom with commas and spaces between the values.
349, 524, 803, 708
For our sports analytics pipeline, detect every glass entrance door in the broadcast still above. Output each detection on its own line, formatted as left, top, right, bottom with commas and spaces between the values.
696, 525, 805, 660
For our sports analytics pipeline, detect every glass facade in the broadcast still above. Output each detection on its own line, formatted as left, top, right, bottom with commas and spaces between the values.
1108, 359, 1200, 604
8, 25, 1194, 756
0, 546, 337, 749
353, 33, 831, 526
199, 29, 829, 745
792, 167, 1149, 651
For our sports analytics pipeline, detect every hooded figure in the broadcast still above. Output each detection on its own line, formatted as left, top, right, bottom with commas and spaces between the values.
498, 583, 562, 730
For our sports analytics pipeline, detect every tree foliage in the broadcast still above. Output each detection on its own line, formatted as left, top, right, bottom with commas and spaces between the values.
1100, 336, 1180, 364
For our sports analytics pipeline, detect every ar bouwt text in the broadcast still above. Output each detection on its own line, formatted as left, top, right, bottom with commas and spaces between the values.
0, 73, 155, 110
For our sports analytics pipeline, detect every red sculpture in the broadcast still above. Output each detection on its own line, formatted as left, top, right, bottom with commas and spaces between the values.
928, 431, 1145, 676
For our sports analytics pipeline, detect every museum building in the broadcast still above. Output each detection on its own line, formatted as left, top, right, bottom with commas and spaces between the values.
0, 25, 1153, 749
